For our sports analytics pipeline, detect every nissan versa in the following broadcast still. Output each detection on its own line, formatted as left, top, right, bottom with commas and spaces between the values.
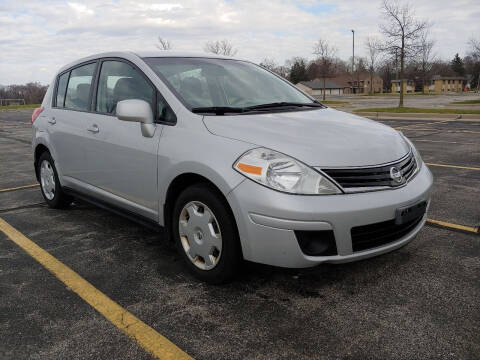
32, 52, 433, 283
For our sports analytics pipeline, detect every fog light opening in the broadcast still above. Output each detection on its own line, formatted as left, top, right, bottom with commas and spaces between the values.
295, 230, 337, 256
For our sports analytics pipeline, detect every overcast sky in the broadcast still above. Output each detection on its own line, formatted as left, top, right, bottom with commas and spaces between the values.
1, 0, 479, 84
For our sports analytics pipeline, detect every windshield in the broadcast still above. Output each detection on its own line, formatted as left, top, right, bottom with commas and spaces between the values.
144, 57, 314, 110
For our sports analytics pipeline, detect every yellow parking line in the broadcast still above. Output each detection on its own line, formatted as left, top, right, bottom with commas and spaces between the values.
0, 218, 193, 360
427, 218, 479, 234
425, 163, 480, 171
0, 183, 39, 193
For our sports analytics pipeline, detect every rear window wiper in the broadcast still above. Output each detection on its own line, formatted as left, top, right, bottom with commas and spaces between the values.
245, 102, 325, 111
191, 106, 245, 115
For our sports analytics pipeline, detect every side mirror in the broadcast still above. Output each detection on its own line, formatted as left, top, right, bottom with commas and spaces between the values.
116, 99, 155, 137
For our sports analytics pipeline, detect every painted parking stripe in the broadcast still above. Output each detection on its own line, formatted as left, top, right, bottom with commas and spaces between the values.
0, 218, 193, 360
0, 183, 39, 193
403, 128, 480, 134
425, 163, 480, 171
427, 218, 479, 234
394, 119, 454, 130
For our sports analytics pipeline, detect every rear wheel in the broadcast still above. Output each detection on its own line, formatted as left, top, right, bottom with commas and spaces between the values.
38, 152, 73, 208
172, 183, 242, 284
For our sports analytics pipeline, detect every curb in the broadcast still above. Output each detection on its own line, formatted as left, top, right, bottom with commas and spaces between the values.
352, 112, 480, 121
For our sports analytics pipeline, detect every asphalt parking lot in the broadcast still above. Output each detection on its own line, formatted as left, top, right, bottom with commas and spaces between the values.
0, 109, 479, 359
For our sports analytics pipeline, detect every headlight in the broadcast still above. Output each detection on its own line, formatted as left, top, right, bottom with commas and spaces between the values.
399, 132, 423, 168
411, 144, 424, 169
233, 148, 341, 195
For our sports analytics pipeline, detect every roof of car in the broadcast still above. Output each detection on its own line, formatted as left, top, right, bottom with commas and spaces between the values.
57, 51, 241, 74
133, 51, 235, 59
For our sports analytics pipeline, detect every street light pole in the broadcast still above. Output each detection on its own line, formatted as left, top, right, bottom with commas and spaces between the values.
351, 29, 355, 94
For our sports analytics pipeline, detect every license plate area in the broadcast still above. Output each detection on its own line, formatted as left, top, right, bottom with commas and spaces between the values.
395, 201, 427, 225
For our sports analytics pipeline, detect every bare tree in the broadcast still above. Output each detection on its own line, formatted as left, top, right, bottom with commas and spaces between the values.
417, 31, 435, 93
271, 63, 290, 79
259, 58, 278, 72
312, 39, 338, 100
156, 37, 172, 50
470, 38, 480, 55
259, 58, 289, 79
379, 0, 428, 106
469, 38, 480, 92
377, 58, 396, 92
0, 82, 48, 105
204, 39, 238, 56
365, 37, 381, 94
355, 57, 368, 73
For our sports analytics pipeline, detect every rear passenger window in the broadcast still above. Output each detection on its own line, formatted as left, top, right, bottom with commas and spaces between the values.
64, 63, 96, 111
56, 72, 69, 107
96, 60, 154, 114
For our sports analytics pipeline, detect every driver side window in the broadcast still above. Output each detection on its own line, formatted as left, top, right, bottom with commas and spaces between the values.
96, 60, 154, 115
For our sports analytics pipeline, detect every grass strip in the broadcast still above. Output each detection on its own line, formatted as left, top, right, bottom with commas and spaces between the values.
0, 104, 41, 110
322, 100, 349, 105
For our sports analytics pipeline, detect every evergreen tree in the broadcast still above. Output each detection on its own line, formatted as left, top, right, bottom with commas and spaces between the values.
289, 58, 308, 84
451, 53, 466, 76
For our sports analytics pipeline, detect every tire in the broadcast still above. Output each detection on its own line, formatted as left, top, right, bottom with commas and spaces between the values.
172, 183, 242, 284
37, 151, 73, 208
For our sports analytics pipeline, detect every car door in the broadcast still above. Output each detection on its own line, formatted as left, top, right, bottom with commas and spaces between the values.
81, 59, 165, 220
49, 62, 98, 185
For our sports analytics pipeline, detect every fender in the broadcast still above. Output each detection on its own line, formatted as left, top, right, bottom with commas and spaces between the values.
157, 161, 246, 226
33, 133, 66, 182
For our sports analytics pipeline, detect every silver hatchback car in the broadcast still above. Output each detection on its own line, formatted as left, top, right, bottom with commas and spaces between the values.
32, 51, 433, 283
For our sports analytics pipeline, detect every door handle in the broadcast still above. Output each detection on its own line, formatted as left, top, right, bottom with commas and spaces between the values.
87, 124, 99, 134
48, 117, 56, 125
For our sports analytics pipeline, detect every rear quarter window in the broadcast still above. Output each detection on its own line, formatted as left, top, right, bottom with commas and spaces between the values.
55, 72, 69, 107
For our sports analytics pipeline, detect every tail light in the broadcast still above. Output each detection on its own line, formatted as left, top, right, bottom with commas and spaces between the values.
31, 107, 44, 124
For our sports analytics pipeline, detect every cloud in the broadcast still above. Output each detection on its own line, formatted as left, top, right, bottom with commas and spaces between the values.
68, 2, 95, 16
138, 3, 183, 11
0, 0, 478, 84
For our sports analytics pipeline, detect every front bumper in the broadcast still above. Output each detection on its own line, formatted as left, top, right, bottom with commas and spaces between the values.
227, 164, 433, 268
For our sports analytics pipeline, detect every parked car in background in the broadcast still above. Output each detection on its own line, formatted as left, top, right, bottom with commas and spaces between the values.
32, 52, 433, 283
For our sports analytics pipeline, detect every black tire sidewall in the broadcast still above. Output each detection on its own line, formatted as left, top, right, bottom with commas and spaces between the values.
172, 183, 241, 284
37, 152, 71, 208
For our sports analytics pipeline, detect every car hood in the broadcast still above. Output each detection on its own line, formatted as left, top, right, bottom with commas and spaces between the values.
202, 107, 410, 167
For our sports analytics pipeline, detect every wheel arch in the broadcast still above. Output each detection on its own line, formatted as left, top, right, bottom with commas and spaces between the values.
34, 144, 50, 181
162, 172, 240, 248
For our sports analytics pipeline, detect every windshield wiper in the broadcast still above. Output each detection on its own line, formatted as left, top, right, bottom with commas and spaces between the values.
245, 102, 325, 111
191, 106, 245, 115
192, 102, 325, 115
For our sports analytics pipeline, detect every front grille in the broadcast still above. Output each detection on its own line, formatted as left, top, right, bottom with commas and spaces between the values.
322, 151, 417, 191
351, 214, 424, 252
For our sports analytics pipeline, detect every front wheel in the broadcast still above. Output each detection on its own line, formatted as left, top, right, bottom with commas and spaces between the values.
172, 184, 242, 284
37, 152, 73, 208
